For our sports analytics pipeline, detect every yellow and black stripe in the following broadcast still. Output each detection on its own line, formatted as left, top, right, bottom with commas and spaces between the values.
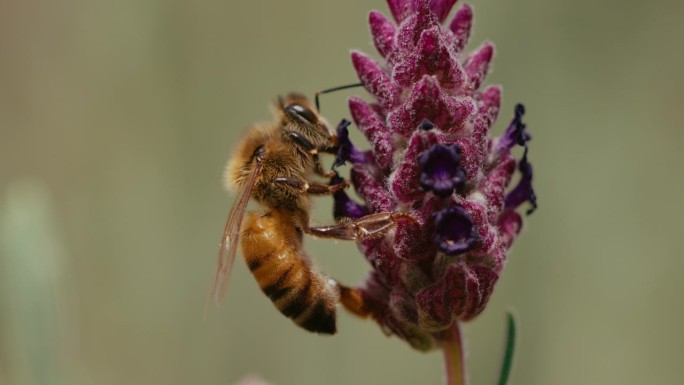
241, 210, 338, 334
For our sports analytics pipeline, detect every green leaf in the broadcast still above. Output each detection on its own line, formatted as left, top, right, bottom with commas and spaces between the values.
497, 311, 518, 385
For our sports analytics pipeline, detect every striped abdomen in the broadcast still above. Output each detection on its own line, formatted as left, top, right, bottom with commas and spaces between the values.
240, 210, 339, 334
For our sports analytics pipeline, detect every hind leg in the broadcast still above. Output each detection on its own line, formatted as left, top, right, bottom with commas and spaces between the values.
304, 212, 415, 241
336, 285, 373, 318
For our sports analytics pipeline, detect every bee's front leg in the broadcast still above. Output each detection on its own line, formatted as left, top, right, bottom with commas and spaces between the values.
312, 153, 337, 178
305, 212, 415, 241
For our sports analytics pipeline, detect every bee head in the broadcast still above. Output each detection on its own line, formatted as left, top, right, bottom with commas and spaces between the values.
277, 94, 335, 150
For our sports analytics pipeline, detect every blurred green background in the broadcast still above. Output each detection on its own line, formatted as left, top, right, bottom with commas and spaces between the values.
1, 0, 683, 384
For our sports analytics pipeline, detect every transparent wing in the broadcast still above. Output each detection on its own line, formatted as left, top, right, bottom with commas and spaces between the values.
205, 155, 263, 315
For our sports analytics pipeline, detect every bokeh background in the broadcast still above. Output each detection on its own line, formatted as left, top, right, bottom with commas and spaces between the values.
1, 0, 683, 384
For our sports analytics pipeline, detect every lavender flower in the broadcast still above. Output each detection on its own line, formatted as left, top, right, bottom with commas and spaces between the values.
332, 0, 536, 360
418, 143, 466, 197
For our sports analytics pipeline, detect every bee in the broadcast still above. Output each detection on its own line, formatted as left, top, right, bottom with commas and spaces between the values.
207, 94, 405, 334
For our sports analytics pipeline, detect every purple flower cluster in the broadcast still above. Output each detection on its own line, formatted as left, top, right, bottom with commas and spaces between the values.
332, 0, 536, 350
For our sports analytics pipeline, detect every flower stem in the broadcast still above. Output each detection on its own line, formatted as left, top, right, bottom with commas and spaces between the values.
442, 322, 467, 385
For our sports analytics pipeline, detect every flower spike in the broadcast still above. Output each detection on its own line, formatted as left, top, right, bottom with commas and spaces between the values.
332, 0, 537, 354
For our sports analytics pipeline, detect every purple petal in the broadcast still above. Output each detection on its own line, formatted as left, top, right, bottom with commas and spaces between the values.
331, 175, 369, 220
495, 103, 529, 155
349, 97, 394, 169
504, 148, 537, 215
369, 11, 396, 59
433, 205, 478, 255
450, 4, 473, 52
334, 119, 372, 167
418, 143, 466, 197
351, 51, 400, 110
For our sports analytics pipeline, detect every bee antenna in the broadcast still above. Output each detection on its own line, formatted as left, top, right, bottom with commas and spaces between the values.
276, 95, 286, 109
315, 82, 364, 112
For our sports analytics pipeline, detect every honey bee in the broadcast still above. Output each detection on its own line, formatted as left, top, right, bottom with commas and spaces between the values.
207, 94, 404, 334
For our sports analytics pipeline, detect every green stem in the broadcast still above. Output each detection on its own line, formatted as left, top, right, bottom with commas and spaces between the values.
442, 322, 467, 385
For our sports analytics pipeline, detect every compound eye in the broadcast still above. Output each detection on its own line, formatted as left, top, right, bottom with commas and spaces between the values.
285, 103, 318, 125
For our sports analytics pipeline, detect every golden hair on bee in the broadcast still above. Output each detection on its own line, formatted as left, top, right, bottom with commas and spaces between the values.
207, 94, 409, 334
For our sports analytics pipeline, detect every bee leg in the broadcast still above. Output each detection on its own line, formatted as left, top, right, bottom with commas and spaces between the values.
305, 212, 414, 241
319, 143, 339, 155
338, 285, 373, 318
286, 131, 316, 152
273, 177, 348, 194
307, 180, 349, 195
284, 131, 337, 177
312, 153, 337, 178
273, 177, 308, 191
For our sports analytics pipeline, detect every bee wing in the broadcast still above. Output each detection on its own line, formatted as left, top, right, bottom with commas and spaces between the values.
206, 154, 264, 314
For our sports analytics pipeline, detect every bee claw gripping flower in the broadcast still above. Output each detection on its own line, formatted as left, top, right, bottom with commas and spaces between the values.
333, 0, 536, 350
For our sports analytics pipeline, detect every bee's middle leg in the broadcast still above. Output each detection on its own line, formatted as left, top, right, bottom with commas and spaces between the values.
304, 212, 414, 241
273, 177, 348, 195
